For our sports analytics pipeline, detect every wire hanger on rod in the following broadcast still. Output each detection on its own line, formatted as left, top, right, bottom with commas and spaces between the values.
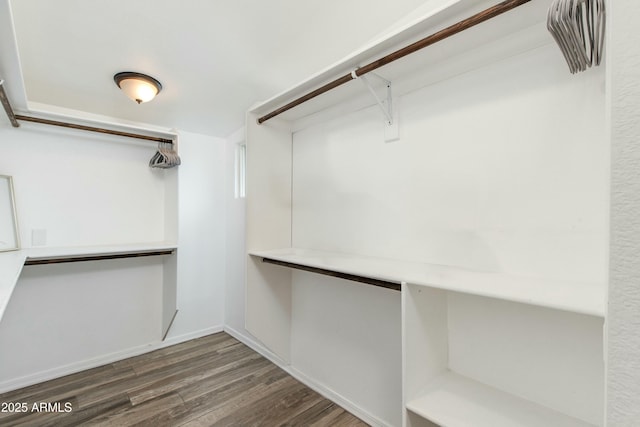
547, 0, 606, 74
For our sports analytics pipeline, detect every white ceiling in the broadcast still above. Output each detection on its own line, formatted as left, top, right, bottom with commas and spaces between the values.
8, 0, 430, 137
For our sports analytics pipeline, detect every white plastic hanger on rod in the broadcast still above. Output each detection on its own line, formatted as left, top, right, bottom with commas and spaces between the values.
149, 140, 181, 169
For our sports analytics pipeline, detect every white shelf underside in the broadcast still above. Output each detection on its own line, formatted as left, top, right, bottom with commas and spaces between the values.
250, 248, 604, 317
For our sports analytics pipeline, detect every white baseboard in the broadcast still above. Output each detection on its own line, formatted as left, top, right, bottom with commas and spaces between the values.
163, 325, 223, 347
0, 325, 223, 394
223, 325, 391, 427
288, 366, 392, 427
223, 325, 289, 367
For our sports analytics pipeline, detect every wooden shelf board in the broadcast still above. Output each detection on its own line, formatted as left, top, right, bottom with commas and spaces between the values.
406, 372, 595, 427
249, 248, 604, 317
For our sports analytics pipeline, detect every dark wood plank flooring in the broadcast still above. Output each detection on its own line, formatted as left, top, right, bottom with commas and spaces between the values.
0, 332, 368, 426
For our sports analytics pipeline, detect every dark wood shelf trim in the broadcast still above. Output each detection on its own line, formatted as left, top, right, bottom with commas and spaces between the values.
261, 257, 401, 291
24, 249, 175, 266
0, 80, 19, 127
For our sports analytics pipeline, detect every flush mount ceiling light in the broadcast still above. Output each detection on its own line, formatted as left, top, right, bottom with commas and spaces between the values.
114, 72, 162, 104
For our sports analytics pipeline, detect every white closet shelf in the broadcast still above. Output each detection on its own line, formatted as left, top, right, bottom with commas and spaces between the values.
249, 248, 604, 317
25, 242, 177, 265
0, 250, 27, 323
0, 243, 177, 323
406, 372, 595, 427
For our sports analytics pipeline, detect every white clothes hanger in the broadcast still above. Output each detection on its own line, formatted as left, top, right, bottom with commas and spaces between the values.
149, 141, 181, 168
547, 0, 605, 74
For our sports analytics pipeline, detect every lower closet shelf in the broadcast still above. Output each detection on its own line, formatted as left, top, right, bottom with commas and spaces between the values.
406, 372, 595, 427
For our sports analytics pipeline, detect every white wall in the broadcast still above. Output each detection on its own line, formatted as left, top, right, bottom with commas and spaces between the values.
292, 43, 607, 283
607, 1, 640, 425
0, 258, 163, 385
291, 272, 402, 426
167, 130, 227, 339
0, 123, 166, 247
0, 123, 226, 391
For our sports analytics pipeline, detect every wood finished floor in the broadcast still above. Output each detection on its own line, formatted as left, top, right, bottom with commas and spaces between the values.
0, 332, 368, 426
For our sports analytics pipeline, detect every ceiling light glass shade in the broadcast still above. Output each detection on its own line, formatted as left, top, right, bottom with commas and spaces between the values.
114, 72, 162, 104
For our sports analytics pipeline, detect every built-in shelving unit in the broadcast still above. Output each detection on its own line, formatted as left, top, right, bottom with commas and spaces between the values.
0, 241, 178, 339
403, 282, 603, 427
27, 243, 178, 340
245, 0, 607, 425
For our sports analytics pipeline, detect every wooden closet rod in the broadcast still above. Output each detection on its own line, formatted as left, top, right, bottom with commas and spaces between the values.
0, 80, 173, 143
258, 0, 531, 124
24, 249, 175, 266
262, 257, 401, 291
0, 80, 19, 127
14, 115, 174, 144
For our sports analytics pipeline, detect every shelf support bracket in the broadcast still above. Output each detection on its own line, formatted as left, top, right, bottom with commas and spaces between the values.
354, 71, 399, 142
356, 72, 393, 125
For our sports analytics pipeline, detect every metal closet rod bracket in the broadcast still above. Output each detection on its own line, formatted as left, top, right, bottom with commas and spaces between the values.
352, 70, 393, 125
